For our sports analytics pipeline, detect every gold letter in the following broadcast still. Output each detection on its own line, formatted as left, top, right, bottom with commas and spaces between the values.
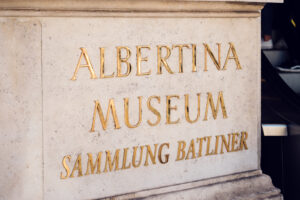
100, 47, 114, 78
132, 146, 144, 168
205, 136, 215, 156
213, 135, 220, 155
85, 152, 102, 175
117, 46, 132, 77
203, 43, 221, 71
220, 134, 231, 154
239, 131, 248, 150
166, 95, 180, 124
158, 143, 170, 164
90, 99, 120, 132
185, 93, 201, 123
157, 45, 174, 74
223, 42, 242, 70
197, 137, 206, 157
172, 44, 190, 73
147, 96, 161, 126
192, 44, 197, 72
124, 97, 142, 128
186, 139, 196, 159
122, 148, 131, 170
70, 154, 83, 178
60, 155, 71, 179
71, 48, 97, 80
136, 46, 151, 76
176, 140, 186, 161
231, 133, 240, 152
144, 144, 158, 166
104, 149, 120, 172
204, 92, 228, 121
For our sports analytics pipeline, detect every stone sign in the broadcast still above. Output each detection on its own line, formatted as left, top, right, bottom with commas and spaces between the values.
0, 1, 282, 200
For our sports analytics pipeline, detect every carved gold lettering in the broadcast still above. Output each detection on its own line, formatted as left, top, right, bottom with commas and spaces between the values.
172, 44, 190, 73
204, 91, 228, 121
197, 137, 205, 157
90, 99, 120, 132
144, 144, 158, 166
240, 131, 248, 150
117, 46, 132, 77
132, 146, 144, 168
104, 149, 120, 172
205, 136, 215, 156
157, 45, 173, 74
176, 140, 186, 161
186, 139, 196, 159
231, 133, 240, 152
70, 154, 83, 178
136, 46, 151, 76
85, 152, 102, 175
121, 148, 131, 170
124, 97, 142, 128
223, 42, 242, 70
60, 131, 250, 178
213, 135, 220, 155
60, 155, 71, 179
71, 48, 97, 80
166, 95, 180, 124
158, 143, 170, 164
203, 43, 221, 71
192, 44, 197, 72
100, 47, 114, 78
185, 93, 201, 123
220, 134, 231, 154
147, 96, 161, 126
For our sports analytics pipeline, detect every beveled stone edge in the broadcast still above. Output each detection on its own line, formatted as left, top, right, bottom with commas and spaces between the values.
0, 0, 282, 12
101, 170, 282, 200
0, 1, 265, 16
0, 11, 262, 18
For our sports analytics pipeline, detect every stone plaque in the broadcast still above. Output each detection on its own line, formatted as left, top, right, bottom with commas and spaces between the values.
0, 1, 283, 200
42, 17, 259, 199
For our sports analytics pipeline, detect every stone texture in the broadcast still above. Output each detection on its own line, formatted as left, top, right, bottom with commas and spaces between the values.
0, 19, 43, 200
109, 170, 282, 200
0, 0, 267, 18
42, 17, 260, 199
0, 0, 283, 11
146, 173, 281, 200
0, 1, 282, 200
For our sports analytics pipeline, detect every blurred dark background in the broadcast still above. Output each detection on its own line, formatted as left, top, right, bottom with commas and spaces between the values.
261, 1, 300, 199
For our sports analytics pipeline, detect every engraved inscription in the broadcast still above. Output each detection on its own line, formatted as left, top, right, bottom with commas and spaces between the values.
70, 42, 242, 80
61, 41, 249, 180
60, 131, 249, 179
